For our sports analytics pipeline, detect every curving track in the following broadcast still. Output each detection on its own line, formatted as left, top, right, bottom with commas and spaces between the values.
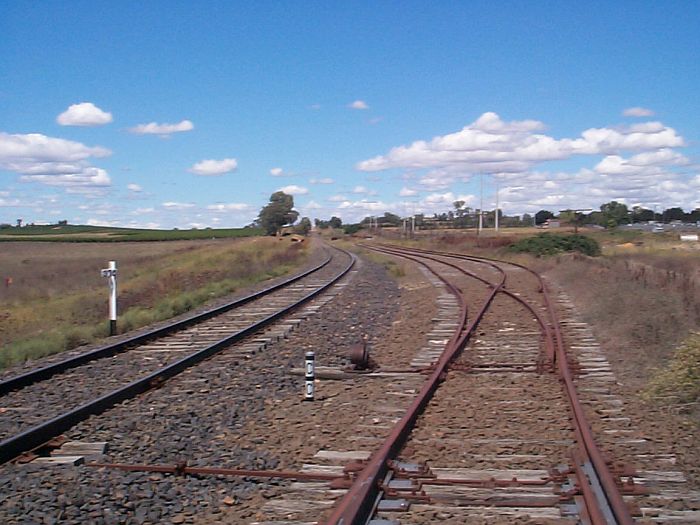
320, 243, 634, 525
0, 245, 355, 464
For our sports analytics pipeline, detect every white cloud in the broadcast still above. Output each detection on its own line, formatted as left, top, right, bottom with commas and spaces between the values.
399, 187, 418, 197
57, 102, 113, 126
357, 112, 684, 174
20, 167, 111, 195
131, 207, 155, 215
127, 183, 142, 192
349, 100, 369, 110
0, 132, 112, 192
338, 199, 388, 211
309, 177, 334, 184
0, 196, 21, 207
352, 185, 377, 195
328, 194, 347, 202
189, 158, 238, 176
277, 185, 308, 195
270, 167, 284, 176
206, 203, 250, 212
162, 201, 196, 210
129, 120, 194, 136
623, 107, 655, 117
0, 132, 110, 167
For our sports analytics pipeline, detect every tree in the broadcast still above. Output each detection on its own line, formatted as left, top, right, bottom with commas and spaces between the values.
535, 210, 554, 225
257, 191, 298, 235
631, 206, 654, 223
329, 216, 342, 229
662, 207, 685, 223
600, 201, 629, 228
380, 212, 401, 227
295, 217, 312, 235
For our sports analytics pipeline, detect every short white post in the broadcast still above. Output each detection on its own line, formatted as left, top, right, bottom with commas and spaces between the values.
304, 351, 315, 401
101, 261, 118, 335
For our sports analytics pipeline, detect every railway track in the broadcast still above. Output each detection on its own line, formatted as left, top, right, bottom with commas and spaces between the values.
0, 245, 355, 464
253, 243, 696, 524
2, 242, 697, 524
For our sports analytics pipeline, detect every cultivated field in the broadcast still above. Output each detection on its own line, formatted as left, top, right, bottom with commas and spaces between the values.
0, 237, 308, 368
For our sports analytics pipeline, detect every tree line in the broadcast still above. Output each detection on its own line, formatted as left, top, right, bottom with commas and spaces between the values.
255, 191, 700, 236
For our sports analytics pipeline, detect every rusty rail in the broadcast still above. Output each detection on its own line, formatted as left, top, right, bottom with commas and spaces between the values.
322, 244, 504, 524
371, 243, 634, 524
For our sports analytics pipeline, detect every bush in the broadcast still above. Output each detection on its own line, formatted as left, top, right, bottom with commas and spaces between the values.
343, 224, 362, 235
509, 233, 601, 257
644, 332, 700, 408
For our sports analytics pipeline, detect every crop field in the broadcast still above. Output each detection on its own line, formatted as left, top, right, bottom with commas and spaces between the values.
0, 224, 263, 242
0, 237, 308, 368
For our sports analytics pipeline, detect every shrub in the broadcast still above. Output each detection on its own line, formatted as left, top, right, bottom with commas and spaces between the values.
644, 333, 700, 408
509, 233, 601, 257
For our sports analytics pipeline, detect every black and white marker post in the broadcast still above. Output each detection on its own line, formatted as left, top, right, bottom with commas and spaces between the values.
100, 261, 118, 336
304, 351, 315, 401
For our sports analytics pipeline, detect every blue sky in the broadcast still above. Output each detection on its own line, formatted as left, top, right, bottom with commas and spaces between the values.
1, 1, 699, 228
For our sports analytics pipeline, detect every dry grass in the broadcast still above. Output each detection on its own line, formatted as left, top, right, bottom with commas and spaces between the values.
0, 238, 308, 368
543, 252, 700, 415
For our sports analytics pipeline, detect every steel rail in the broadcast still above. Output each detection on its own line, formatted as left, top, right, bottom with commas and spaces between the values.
322, 244, 504, 525
374, 243, 557, 365
375, 243, 633, 524
0, 248, 356, 465
0, 250, 334, 396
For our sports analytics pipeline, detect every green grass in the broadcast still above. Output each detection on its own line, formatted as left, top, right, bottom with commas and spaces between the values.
0, 238, 307, 368
0, 224, 263, 242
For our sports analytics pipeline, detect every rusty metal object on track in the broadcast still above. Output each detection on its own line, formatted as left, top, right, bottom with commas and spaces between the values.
348, 341, 371, 370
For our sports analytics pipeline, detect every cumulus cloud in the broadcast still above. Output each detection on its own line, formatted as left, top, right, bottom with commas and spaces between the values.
189, 158, 238, 176
328, 194, 347, 202
57, 102, 113, 126
349, 100, 369, 110
338, 199, 388, 211
20, 167, 111, 195
129, 120, 194, 136
356, 112, 684, 174
0, 132, 112, 192
206, 203, 250, 212
623, 107, 655, 117
309, 177, 334, 184
162, 202, 196, 210
127, 183, 143, 192
277, 185, 308, 195
352, 185, 377, 195
399, 187, 418, 197
131, 207, 155, 215
270, 167, 284, 176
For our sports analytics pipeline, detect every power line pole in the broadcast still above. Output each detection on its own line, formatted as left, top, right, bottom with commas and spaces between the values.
478, 173, 483, 235
494, 179, 499, 233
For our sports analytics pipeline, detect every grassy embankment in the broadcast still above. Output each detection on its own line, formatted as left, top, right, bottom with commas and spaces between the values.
0, 237, 307, 369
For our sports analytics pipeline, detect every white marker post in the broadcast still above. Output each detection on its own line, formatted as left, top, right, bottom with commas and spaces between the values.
304, 351, 315, 401
100, 261, 118, 336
